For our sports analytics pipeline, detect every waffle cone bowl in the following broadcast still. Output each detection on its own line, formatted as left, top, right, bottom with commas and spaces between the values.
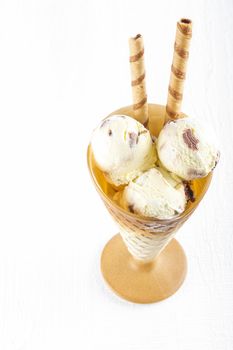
87, 104, 212, 303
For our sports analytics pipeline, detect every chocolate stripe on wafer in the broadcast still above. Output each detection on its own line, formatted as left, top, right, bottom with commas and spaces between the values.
166, 105, 178, 119
131, 72, 146, 86
174, 42, 189, 59
130, 48, 144, 62
168, 86, 183, 100
171, 64, 186, 80
133, 96, 147, 110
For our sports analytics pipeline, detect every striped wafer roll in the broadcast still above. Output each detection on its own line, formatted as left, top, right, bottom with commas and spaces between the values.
129, 34, 148, 126
166, 18, 192, 120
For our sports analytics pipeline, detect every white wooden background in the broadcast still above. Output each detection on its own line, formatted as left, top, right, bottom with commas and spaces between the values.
0, 0, 232, 349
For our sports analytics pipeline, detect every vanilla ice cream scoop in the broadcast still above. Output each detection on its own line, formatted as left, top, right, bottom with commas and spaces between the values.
91, 115, 157, 186
157, 118, 219, 180
119, 167, 187, 219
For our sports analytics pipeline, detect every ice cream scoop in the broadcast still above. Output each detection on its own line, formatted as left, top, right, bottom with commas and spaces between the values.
157, 118, 219, 180
91, 115, 157, 186
118, 167, 187, 220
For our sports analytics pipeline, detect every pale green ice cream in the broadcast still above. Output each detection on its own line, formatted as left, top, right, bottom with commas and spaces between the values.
119, 167, 187, 220
157, 118, 219, 180
91, 115, 157, 186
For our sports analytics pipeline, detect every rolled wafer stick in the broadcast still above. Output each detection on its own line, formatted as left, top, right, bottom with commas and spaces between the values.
166, 18, 192, 120
129, 34, 148, 126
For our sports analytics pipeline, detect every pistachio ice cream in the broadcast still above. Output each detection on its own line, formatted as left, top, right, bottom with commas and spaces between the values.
157, 118, 219, 181
91, 115, 157, 186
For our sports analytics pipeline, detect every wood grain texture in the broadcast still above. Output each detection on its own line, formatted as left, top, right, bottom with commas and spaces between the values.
0, 0, 232, 349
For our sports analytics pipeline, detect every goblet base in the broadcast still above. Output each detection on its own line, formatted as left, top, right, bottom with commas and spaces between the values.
101, 234, 187, 303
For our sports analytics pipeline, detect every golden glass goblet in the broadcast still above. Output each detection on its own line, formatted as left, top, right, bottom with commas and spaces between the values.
87, 104, 212, 303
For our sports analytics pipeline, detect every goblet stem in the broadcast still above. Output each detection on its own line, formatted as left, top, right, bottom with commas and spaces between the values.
119, 225, 178, 262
